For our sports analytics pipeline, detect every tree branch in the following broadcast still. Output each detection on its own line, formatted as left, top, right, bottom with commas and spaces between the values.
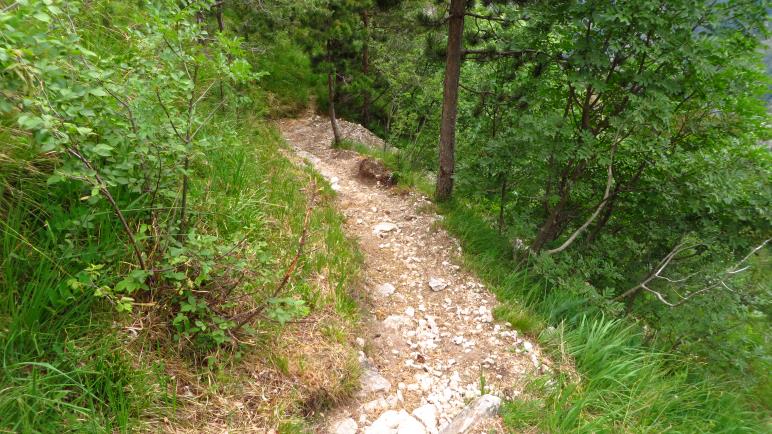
66, 147, 146, 270
232, 180, 317, 331
545, 130, 624, 254
615, 238, 770, 306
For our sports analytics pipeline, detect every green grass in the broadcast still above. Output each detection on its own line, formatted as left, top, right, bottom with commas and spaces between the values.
192, 114, 362, 319
1, 1, 363, 430
0, 109, 364, 431
147, 112, 364, 429
251, 34, 327, 118
0, 148, 160, 432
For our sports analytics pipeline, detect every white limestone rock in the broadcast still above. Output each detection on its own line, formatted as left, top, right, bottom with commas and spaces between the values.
366, 410, 427, 434
438, 394, 501, 434
413, 404, 439, 433
376, 283, 396, 297
373, 222, 398, 236
383, 315, 413, 330
428, 277, 448, 291
397, 413, 428, 434
331, 417, 358, 434
360, 369, 392, 395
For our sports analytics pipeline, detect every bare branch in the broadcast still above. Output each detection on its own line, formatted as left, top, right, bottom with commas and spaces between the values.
615, 238, 770, 306
464, 12, 518, 23
66, 147, 146, 270
190, 100, 225, 140
232, 179, 317, 331
546, 129, 626, 254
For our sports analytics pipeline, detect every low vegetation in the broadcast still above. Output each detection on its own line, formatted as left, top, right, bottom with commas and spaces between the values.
1, 1, 361, 431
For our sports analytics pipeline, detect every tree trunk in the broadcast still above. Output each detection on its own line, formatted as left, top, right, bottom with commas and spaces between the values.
498, 174, 507, 234
435, 0, 465, 202
216, 2, 224, 32
180, 155, 190, 239
586, 198, 614, 244
328, 69, 342, 146
361, 10, 371, 126
531, 191, 569, 253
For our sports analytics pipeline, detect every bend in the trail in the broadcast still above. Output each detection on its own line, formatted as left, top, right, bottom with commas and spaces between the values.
278, 116, 545, 434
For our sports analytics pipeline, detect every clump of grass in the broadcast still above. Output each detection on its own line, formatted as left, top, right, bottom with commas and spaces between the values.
493, 303, 544, 335
0, 135, 161, 432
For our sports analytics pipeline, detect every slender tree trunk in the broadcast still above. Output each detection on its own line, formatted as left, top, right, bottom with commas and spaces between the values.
216, 2, 224, 32
531, 190, 569, 253
361, 10, 371, 126
498, 173, 507, 234
216, 2, 225, 99
180, 155, 190, 238
586, 198, 614, 244
435, 0, 465, 201
386, 99, 394, 137
544, 142, 618, 255
587, 160, 646, 245
327, 67, 342, 146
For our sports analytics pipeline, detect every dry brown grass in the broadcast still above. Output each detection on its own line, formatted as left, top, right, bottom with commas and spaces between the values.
139, 308, 360, 433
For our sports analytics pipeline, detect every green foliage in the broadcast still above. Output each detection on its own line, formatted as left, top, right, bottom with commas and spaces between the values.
1, 0, 362, 430
0, 0, 281, 350
254, 34, 327, 117
366, 0, 770, 427
3, 0, 769, 430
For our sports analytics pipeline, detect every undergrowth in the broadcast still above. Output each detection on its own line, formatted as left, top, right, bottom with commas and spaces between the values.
0, 111, 364, 432
0, 1, 363, 431
442, 199, 765, 432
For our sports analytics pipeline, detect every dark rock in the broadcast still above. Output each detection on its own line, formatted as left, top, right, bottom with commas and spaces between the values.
358, 157, 396, 186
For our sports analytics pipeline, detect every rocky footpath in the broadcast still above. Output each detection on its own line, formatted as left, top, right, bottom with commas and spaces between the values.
278, 116, 545, 434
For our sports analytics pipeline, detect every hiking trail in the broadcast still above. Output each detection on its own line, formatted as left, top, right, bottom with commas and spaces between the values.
278, 116, 545, 434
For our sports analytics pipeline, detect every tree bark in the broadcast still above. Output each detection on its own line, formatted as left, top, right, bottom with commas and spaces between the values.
531, 171, 575, 254
498, 173, 507, 234
327, 42, 342, 146
435, 0, 465, 202
328, 71, 342, 146
216, 2, 224, 33
531, 195, 567, 253
544, 141, 618, 255
587, 159, 646, 244
361, 10, 371, 126
586, 198, 614, 244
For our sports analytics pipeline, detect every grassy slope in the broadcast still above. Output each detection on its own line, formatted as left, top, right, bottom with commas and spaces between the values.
0, 111, 364, 432
0, 4, 362, 429
345, 144, 766, 433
